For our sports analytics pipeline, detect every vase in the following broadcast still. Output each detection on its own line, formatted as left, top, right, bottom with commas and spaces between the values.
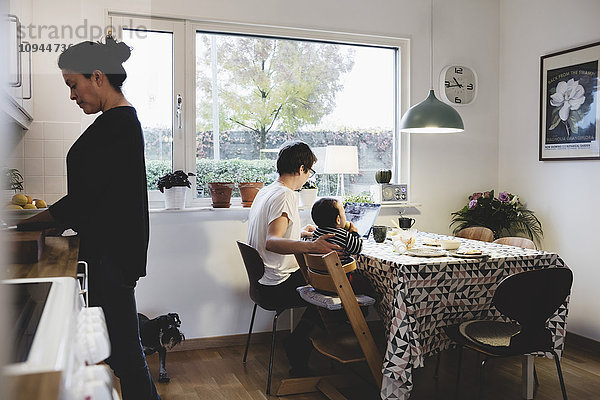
164, 186, 188, 209
375, 170, 392, 184
299, 188, 318, 208
238, 182, 264, 207
208, 182, 235, 208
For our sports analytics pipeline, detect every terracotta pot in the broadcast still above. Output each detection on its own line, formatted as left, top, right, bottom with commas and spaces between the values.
238, 182, 264, 207
208, 182, 234, 208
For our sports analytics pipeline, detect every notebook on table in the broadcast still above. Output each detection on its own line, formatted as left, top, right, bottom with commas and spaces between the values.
343, 202, 382, 238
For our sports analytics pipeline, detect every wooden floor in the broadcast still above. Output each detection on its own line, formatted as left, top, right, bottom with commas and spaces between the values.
140, 333, 600, 400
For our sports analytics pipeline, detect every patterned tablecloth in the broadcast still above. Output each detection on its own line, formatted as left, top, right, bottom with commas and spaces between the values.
355, 232, 570, 400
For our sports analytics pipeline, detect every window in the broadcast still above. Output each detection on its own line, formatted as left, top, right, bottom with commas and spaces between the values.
122, 29, 174, 187
110, 15, 409, 204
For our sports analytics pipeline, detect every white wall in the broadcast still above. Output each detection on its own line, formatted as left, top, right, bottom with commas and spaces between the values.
15, 0, 501, 338
499, 0, 600, 341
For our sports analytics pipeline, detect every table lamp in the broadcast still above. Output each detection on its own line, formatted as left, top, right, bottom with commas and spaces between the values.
323, 145, 359, 197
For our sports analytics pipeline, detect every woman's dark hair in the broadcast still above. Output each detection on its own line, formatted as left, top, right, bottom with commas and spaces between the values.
276, 141, 317, 175
311, 198, 341, 227
58, 36, 131, 92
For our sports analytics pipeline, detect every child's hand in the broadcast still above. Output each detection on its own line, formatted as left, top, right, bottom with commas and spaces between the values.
347, 221, 359, 233
301, 224, 316, 238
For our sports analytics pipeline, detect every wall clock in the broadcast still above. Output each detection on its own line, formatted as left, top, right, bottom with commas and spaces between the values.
439, 65, 477, 106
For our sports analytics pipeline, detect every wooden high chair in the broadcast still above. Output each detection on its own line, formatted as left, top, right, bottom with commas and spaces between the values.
277, 252, 383, 399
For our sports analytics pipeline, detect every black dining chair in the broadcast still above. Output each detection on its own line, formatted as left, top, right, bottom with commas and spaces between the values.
443, 267, 573, 399
236, 241, 305, 395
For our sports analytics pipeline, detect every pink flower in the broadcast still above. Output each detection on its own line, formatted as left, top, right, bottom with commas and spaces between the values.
498, 192, 510, 202
483, 191, 491, 198
468, 199, 478, 209
470, 192, 483, 201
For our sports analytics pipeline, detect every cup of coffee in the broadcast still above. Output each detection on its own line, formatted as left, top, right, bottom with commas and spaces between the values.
372, 225, 388, 243
398, 217, 415, 229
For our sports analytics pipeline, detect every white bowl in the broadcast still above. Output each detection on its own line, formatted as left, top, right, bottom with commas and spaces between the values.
440, 239, 461, 250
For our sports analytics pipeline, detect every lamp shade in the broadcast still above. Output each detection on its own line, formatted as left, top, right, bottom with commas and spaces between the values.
399, 90, 464, 133
323, 146, 359, 174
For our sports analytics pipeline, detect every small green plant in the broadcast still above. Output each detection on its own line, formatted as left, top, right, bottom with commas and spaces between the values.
5, 168, 24, 192
157, 170, 196, 193
343, 192, 373, 204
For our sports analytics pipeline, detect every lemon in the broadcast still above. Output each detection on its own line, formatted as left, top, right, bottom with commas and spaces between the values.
23, 204, 37, 209
34, 199, 48, 208
26, 195, 33, 204
12, 194, 28, 206
7, 204, 23, 209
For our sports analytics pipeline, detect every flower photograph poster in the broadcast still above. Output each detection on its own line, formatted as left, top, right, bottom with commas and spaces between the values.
540, 41, 600, 160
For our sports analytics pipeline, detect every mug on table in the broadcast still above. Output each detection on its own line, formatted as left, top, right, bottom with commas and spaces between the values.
372, 225, 388, 243
398, 217, 415, 229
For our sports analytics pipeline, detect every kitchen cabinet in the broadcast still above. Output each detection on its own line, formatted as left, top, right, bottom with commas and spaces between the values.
5, 0, 34, 129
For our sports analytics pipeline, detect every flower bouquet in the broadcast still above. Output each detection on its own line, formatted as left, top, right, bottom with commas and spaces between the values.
450, 190, 543, 243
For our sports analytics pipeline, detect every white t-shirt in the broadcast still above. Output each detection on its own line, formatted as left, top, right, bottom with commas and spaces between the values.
247, 181, 301, 286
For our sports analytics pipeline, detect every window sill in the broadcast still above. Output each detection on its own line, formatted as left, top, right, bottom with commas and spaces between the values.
149, 205, 252, 213
148, 202, 421, 213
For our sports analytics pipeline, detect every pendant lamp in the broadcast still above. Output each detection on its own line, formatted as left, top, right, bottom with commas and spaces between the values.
399, 0, 464, 133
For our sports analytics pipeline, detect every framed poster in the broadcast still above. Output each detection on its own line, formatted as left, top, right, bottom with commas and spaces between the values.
540, 41, 600, 161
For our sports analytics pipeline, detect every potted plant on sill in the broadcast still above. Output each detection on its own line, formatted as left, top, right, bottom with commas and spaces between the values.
298, 180, 318, 208
207, 182, 235, 208
157, 170, 195, 209
237, 179, 265, 208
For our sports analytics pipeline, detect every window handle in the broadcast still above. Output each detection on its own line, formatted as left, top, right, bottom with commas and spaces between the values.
176, 94, 183, 129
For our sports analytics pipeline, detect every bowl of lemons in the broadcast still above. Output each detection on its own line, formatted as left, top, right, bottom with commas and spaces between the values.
3, 193, 48, 226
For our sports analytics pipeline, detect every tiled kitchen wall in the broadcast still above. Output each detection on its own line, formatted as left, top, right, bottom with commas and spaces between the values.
8, 121, 80, 205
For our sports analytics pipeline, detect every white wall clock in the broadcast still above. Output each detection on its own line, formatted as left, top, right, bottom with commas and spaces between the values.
439, 65, 478, 106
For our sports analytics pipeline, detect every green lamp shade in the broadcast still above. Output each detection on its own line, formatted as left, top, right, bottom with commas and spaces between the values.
400, 90, 464, 133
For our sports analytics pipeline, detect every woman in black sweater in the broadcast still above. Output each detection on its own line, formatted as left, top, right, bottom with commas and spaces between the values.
19, 36, 160, 399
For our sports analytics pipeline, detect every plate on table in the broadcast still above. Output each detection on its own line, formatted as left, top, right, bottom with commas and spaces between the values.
406, 248, 447, 257
448, 249, 487, 259
422, 238, 441, 247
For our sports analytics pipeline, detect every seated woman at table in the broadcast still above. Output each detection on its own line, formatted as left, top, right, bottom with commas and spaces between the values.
310, 198, 371, 294
247, 141, 341, 376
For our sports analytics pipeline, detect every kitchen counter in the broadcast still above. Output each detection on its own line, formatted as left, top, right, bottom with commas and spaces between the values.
4, 235, 80, 279
3, 234, 80, 400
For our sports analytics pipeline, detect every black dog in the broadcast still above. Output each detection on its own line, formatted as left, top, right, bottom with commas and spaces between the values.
138, 313, 185, 383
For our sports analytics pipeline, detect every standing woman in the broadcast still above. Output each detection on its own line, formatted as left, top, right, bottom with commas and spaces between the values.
18, 36, 160, 399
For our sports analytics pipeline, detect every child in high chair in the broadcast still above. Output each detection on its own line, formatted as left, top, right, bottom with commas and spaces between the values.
310, 198, 371, 294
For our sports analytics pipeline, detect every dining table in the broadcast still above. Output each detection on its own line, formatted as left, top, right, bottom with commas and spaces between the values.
355, 231, 571, 400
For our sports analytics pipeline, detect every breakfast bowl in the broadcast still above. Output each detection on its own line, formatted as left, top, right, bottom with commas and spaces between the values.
440, 239, 461, 250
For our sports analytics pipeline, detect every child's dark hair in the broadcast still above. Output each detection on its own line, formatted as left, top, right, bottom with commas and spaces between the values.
311, 198, 341, 227
58, 35, 131, 92
277, 141, 317, 175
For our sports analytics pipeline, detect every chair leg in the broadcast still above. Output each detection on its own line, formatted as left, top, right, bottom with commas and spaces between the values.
454, 346, 463, 399
551, 350, 568, 400
434, 352, 441, 380
266, 310, 282, 396
243, 303, 258, 364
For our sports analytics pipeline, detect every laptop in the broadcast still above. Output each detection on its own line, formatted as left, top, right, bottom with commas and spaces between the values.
343, 202, 382, 238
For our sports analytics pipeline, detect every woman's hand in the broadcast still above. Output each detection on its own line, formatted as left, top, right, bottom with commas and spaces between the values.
309, 234, 342, 254
16, 209, 58, 231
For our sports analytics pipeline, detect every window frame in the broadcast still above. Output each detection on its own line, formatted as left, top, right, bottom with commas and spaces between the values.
108, 12, 411, 208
